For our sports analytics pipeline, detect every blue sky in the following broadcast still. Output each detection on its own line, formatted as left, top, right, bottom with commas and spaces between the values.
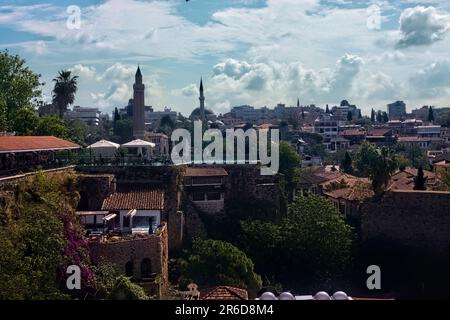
1, 0, 450, 116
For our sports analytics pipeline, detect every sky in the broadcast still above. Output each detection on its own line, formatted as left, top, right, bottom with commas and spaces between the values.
1, 0, 450, 117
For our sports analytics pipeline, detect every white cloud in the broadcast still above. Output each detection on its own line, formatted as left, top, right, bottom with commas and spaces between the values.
200, 54, 364, 112
397, 6, 450, 48
180, 84, 198, 97
22, 40, 48, 55
70, 64, 96, 79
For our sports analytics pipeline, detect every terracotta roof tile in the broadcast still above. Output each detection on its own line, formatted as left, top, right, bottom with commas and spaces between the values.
102, 185, 164, 210
0, 136, 79, 153
201, 286, 248, 300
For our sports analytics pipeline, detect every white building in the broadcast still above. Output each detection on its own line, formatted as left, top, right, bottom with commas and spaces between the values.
66, 106, 101, 126
101, 185, 164, 235
313, 114, 343, 137
147, 132, 170, 158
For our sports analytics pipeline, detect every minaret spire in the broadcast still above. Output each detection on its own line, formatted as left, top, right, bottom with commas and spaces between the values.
199, 77, 205, 122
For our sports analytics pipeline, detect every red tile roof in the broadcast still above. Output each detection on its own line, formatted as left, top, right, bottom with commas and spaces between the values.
185, 167, 228, 177
0, 136, 80, 154
102, 185, 165, 210
201, 286, 248, 300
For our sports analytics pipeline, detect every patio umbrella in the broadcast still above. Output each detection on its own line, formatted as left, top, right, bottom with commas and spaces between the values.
87, 140, 120, 159
121, 139, 156, 148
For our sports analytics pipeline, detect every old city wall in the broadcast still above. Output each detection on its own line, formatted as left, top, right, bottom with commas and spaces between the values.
361, 190, 450, 256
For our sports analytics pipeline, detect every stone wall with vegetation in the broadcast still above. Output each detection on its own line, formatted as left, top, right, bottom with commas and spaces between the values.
89, 223, 169, 293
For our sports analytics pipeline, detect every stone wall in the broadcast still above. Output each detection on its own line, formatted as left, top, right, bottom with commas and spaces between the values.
361, 190, 450, 255
89, 223, 169, 294
183, 165, 287, 240
77, 174, 116, 210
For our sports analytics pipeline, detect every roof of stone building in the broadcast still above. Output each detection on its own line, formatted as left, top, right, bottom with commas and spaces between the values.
200, 286, 248, 300
102, 184, 164, 210
322, 174, 374, 201
300, 167, 345, 185
185, 167, 228, 177
388, 167, 436, 191
0, 136, 80, 154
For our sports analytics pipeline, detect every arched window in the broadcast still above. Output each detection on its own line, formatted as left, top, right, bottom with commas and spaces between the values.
125, 261, 134, 277
140, 258, 152, 279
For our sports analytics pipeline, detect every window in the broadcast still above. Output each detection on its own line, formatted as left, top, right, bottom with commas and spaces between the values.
192, 192, 205, 201
207, 192, 221, 201
140, 258, 152, 279
125, 261, 134, 277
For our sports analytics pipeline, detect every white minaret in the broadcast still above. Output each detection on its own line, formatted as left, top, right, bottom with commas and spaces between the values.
199, 77, 205, 122
133, 66, 145, 139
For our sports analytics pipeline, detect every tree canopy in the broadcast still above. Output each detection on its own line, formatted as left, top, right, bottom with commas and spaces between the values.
354, 141, 398, 194
180, 238, 262, 294
52, 70, 78, 118
240, 194, 353, 285
0, 50, 42, 132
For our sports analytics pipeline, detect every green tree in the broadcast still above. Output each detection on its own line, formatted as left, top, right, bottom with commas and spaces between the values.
0, 172, 87, 299
354, 141, 398, 195
181, 239, 262, 294
108, 276, 149, 300
382, 112, 389, 123
240, 194, 353, 283
35, 115, 69, 138
376, 110, 383, 123
347, 111, 353, 122
52, 70, 78, 117
112, 118, 133, 143
279, 141, 301, 190
325, 104, 330, 113
0, 50, 42, 132
113, 107, 121, 122
414, 166, 427, 190
341, 151, 353, 174
91, 260, 119, 298
428, 106, 434, 123
11, 106, 39, 135
159, 115, 176, 135
66, 119, 88, 146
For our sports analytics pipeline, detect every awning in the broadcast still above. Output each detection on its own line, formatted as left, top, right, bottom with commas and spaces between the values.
103, 213, 117, 221
127, 209, 137, 217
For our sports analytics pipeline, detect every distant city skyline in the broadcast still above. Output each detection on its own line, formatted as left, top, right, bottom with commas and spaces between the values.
1, 0, 450, 116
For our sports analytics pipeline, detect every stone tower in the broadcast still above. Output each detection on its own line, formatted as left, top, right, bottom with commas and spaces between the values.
199, 77, 205, 122
133, 66, 145, 139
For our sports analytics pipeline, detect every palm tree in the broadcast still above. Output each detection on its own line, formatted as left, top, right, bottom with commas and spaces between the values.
52, 70, 78, 117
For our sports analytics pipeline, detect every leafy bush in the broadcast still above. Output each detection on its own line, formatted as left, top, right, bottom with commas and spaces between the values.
108, 276, 149, 300
180, 239, 262, 294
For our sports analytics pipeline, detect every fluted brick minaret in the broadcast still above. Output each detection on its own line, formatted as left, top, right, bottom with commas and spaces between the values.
133, 66, 145, 139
